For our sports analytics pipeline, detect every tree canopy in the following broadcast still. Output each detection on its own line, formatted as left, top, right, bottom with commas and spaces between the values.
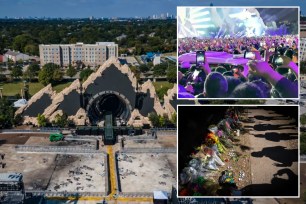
153, 63, 167, 76
37, 113, 47, 127
23, 63, 40, 82
139, 64, 150, 73
0, 19, 176, 56
66, 65, 77, 78
301, 61, 306, 74
0, 98, 16, 129
38, 63, 63, 85
148, 112, 175, 128
53, 113, 68, 127
80, 68, 94, 81
11, 65, 23, 79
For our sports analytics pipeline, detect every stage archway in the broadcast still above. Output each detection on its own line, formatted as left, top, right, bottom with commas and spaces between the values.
86, 91, 132, 125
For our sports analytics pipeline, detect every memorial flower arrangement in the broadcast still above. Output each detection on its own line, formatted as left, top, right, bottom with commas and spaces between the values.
179, 107, 243, 196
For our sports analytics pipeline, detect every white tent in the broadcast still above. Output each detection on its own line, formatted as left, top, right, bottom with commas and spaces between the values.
13, 99, 27, 108
153, 190, 168, 200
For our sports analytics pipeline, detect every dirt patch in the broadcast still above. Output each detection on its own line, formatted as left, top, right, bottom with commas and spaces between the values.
157, 136, 177, 148
0, 133, 50, 145
0, 134, 30, 144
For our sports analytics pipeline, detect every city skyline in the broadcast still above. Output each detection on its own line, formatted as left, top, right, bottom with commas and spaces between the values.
0, 0, 305, 18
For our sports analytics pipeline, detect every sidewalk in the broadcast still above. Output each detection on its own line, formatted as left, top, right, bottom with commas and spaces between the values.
243, 108, 298, 196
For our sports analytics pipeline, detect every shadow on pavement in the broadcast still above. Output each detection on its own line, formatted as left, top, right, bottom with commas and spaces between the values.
241, 168, 298, 196
253, 115, 289, 121
251, 146, 298, 167
253, 124, 296, 131
254, 132, 298, 142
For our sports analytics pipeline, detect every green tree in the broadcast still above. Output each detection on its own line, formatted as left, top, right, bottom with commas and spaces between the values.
170, 112, 177, 126
0, 74, 7, 82
139, 64, 149, 73
11, 65, 23, 79
23, 63, 40, 82
80, 68, 94, 81
130, 66, 140, 81
52, 69, 63, 82
17, 59, 23, 65
69, 37, 78, 44
66, 65, 77, 78
37, 113, 47, 127
159, 115, 165, 127
53, 113, 68, 128
153, 63, 167, 76
166, 65, 176, 83
147, 62, 153, 69
7, 59, 14, 70
12, 34, 35, 52
38, 63, 61, 85
39, 30, 60, 44
14, 114, 23, 126
0, 35, 8, 54
301, 132, 306, 155
148, 112, 160, 127
301, 61, 306, 74
0, 98, 15, 129
156, 86, 169, 100
24, 44, 39, 56
301, 114, 306, 125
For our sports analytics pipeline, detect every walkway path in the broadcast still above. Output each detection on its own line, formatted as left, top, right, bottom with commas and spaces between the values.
106, 145, 153, 203
243, 108, 298, 196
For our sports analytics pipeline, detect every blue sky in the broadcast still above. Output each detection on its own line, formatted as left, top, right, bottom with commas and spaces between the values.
0, 0, 305, 18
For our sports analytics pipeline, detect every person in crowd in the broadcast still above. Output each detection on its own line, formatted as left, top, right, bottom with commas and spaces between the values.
178, 35, 298, 98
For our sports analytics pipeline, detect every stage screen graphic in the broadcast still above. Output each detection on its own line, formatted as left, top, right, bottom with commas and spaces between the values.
177, 7, 299, 99
178, 7, 299, 38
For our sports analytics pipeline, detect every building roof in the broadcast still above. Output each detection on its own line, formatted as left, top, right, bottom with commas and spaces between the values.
14, 99, 27, 108
146, 52, 155, 58
153, 191, 168, 199
5, 50, 21, 57
96, 42, 116, 45
40, 42, 117, 47
0, 173, 23, 182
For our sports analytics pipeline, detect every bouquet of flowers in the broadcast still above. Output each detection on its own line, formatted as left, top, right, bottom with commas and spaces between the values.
206, 132, 226, 153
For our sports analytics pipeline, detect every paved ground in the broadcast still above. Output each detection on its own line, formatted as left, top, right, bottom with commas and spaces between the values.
253, 163, 306, 204
244, 108, 298, 196
122, 135, 176, 149
0, 145, 105, 192
46, 154, 105, 192
25, 136, 97, 149
115, 134, 177, 194
0, 145, 56, 190
1, 132, 176, 203
117, 153, 176, 193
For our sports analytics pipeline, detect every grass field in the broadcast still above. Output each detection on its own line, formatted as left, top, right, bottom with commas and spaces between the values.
162, 52, 177, 56
152, 81, 174, 91
153, 81, 174, 100
0, 81, 72, 96
1, 80, 172, 97
53, 82, 72, 93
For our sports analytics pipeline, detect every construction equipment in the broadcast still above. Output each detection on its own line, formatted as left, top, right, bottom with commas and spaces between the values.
49, 133, 64, 142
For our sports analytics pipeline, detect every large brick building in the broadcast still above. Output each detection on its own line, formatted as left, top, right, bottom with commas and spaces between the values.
39, 42, 118, 67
